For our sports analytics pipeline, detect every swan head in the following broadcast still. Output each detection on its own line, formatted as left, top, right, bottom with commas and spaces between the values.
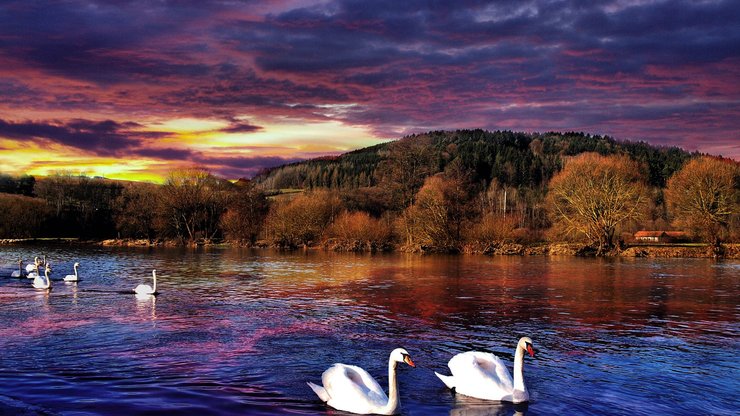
74, 262, 80, 268
518, 337, 535, 357
390, 348, 415, 368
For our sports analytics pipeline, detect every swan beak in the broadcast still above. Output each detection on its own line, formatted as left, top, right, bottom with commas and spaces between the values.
403, 355, 416, 368
526, 344, 535, 357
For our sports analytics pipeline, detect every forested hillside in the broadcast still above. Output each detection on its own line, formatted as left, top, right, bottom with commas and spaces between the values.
254, 130, 694, 190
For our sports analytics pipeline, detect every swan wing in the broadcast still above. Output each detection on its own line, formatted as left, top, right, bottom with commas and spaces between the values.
447, 351, 513, 400
321, 363, 387, 413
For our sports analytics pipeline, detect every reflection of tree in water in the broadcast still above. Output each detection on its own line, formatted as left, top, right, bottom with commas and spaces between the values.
235, 251, 737, 342
646, 279, 670, 324
351, 256, 552, 330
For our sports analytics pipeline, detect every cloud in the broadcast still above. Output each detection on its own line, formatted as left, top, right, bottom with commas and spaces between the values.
0, 0, 738, 164
194, 154, 306, 178
0, 118, 142, 155
133, 147, 194, 160
216, 121, 264, 134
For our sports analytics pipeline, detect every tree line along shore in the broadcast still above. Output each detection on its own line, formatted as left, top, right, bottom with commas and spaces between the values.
1, 239, 738, 260
1, 130, 737, 258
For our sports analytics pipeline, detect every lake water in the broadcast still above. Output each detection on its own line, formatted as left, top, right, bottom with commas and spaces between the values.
0, 246, 737, 416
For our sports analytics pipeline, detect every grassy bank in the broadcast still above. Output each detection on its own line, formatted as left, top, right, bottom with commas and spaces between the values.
3, 238, 737, 259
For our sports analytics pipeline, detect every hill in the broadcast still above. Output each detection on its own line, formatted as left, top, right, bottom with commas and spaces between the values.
253, 130, 696, 190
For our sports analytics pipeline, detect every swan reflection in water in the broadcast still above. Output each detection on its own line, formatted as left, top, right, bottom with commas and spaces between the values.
65, 280, 79, 305
449, 395, 527, 416
135, 292, 157, 322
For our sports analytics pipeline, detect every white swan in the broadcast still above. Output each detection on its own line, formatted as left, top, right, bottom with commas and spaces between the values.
307, 348, 415, 415
435, 337, 535, 403
25, 256, 39, 273
134, 270, 157, 295
64, 262, 80, 282
26, 263, 40, 279
27, 260, 51, 279
32, 265, 51, 290
11, 259, 24, 278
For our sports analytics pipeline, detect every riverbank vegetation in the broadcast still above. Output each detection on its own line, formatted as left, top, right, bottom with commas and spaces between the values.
1, 130, 738, 256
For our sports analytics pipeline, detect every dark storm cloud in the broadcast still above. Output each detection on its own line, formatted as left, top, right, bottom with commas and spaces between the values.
194, 155, 306, 178
0, 118, 142, 155
217, 121, 264, 134
22, 42, 211, 84
0, 0, 215, 84
195, 155, 304, 169
157, 68, 348, 113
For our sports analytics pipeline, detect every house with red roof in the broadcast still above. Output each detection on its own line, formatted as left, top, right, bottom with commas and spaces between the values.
634, 230, 689, 243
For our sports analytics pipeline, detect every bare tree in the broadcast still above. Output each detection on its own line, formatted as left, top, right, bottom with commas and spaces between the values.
326, 210, 394, 250
546, 153, 648, 255
159, 168, 230, 243
0, 194, 50, 238
376, 136, 436, 211
401, 174, 470, 251
264, 189, 341, 247
34, 173, 121, 237
664, 156, 739, 244
113, 182, 159, 239
220, 179, 269, 244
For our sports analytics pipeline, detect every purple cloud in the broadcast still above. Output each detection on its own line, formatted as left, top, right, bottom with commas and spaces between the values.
0, 118, 141, 155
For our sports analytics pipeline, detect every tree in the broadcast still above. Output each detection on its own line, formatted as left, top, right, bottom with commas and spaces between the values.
664, 156, 739, 244
0, 174, 35, 196
34, 173, 121, 238
325, 210, 394, 250
159, 168, 231, 243
546, 153, 648, 255
264, 189, 341, 247
375, 136, 436, 211
0, 194, 50, 238
113, 182, 159, 239
220, 179, 269, 244
401, 174, 472, 251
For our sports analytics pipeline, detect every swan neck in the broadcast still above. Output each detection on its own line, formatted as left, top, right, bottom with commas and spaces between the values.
381, 359, 400, 415
152, 271, 157, 293
513, 345, 527, 393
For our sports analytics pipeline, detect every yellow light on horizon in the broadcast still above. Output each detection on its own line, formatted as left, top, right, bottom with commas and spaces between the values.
1, 118, 387, 183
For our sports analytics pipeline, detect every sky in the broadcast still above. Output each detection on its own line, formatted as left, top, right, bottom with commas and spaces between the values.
0, 0, 738, 182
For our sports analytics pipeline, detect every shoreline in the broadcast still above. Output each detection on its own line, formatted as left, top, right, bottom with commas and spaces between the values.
1, 238, 738, 259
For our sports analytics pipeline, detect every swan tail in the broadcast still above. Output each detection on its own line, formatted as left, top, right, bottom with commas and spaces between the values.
307, 382, 330, 402
435, 371, 456, 390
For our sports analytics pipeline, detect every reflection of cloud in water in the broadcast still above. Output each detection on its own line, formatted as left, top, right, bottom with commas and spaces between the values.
449, 395, 527, 416
0, 318, 97, 345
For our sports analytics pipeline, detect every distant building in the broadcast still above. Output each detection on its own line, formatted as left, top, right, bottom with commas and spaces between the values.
634, 231, 689, 243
